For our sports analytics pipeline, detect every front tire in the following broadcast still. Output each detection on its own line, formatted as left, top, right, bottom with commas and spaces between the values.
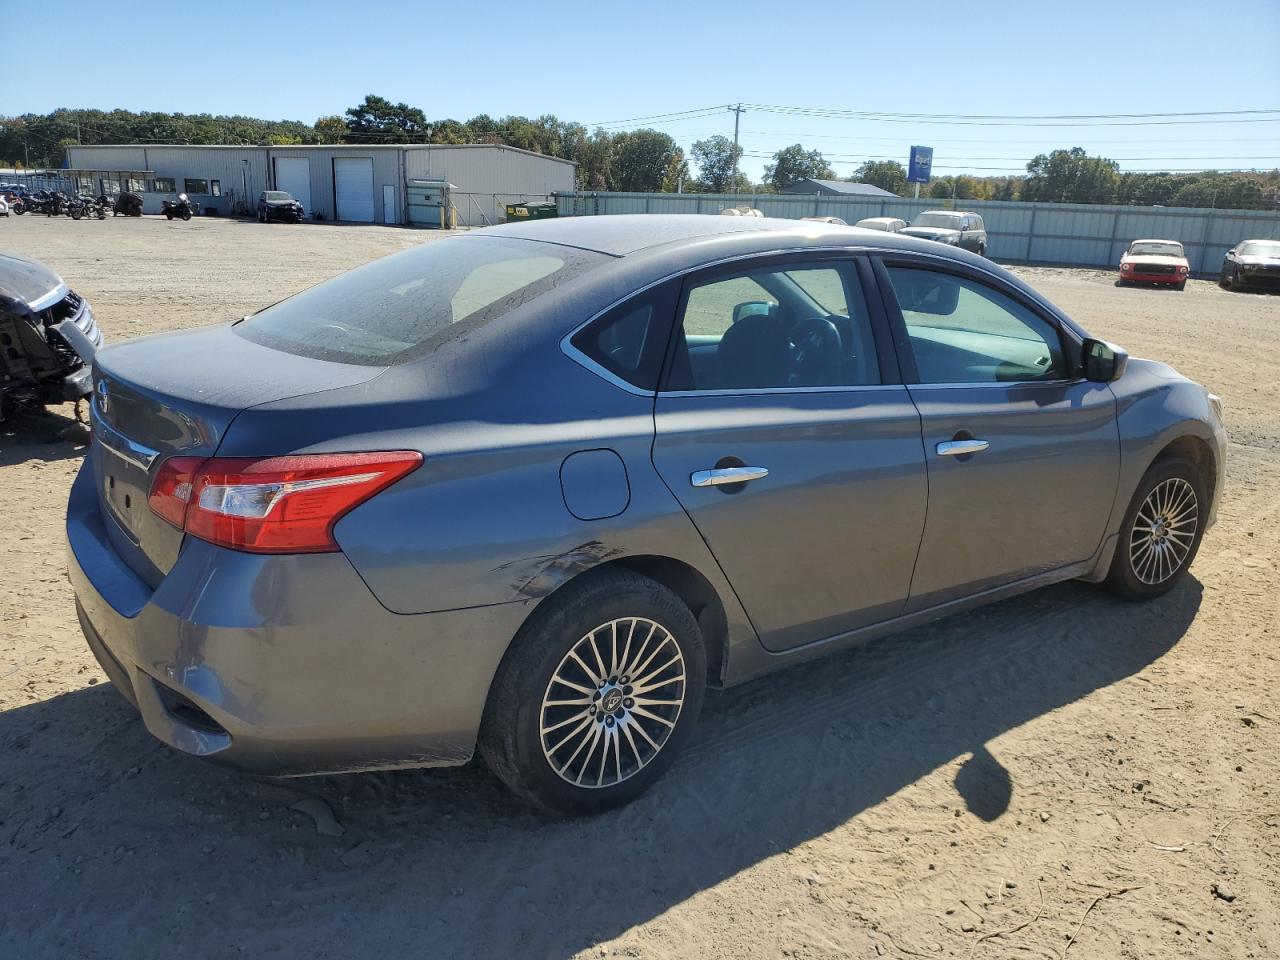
480, 569, 707, 816
1105, 456, 1207, 601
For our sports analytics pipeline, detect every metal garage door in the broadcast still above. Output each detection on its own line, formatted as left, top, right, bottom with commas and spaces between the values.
334, 157, 375, 222
273, 157, 311, 214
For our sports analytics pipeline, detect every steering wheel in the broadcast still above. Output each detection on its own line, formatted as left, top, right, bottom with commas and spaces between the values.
785, 316, 843, 387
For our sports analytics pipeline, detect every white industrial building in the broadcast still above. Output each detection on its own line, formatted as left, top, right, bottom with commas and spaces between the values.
63, 144, 576, 227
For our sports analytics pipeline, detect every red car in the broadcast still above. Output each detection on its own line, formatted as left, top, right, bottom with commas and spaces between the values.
1118, 239, 1190, 290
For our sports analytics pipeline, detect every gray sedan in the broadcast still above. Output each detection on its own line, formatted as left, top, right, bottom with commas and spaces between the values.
68, 215, 1225, 815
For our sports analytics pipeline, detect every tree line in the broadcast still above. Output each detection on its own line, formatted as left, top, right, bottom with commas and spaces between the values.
2, 98, 1276, 210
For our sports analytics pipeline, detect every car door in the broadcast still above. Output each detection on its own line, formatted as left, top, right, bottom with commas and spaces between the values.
876, 259, 1120, 612
651, 254, 928, 652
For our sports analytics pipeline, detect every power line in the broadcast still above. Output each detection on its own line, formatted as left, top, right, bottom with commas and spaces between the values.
739, 129, 1280, 146
743, 103, 1280, 128
743, 103, 1280, 121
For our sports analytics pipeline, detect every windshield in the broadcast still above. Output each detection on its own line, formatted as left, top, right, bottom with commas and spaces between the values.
911, 213, 963, 229
263, 191, 293, 202
1129, 241, 1183, 257
1240, 241, 1280, 257
236, 236, 606, 365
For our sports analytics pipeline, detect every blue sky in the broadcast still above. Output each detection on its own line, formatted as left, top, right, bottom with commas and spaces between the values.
8, 0, 1279, 180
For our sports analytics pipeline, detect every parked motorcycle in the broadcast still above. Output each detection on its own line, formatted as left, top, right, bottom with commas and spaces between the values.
67, 195, 104, 220
161, 194, 194, 221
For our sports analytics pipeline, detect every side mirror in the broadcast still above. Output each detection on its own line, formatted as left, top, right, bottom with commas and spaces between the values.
1083, 338, 1128, 382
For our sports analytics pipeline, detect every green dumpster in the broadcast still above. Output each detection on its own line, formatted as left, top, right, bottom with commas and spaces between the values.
505, 200, 559, 222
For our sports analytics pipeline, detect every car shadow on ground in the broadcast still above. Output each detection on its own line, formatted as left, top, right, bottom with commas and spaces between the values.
0, 407, 89, 467
1, 577, 1201, 959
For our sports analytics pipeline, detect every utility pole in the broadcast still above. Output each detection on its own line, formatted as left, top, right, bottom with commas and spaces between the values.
728, 103, 746, 193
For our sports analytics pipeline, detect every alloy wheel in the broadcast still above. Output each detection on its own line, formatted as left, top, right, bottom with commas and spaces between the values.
1129, 477, 1199, 585
540, 617, 686, 789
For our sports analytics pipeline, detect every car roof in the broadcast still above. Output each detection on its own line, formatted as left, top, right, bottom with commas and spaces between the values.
480, 214, 810, 257
1130, 238, 1182, 245
857, 216, 903, 223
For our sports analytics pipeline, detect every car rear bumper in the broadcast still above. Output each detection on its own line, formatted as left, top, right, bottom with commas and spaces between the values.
66, 460, 529, 776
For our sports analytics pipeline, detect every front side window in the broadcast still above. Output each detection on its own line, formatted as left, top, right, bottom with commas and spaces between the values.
886, 266, 1066, 384
666, 261, 880, 391
236, 236, 606, 365
184, 178, 209, 195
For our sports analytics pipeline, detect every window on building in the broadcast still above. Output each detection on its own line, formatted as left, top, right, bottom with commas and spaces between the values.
101, 179, 121, 197
154, 177, 176, 193
184, 178, 209, 195
126, 177, 146, 193
210, 180, 221, 197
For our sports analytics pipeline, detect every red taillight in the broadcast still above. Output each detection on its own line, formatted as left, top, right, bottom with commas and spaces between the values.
148, 451, 422, 554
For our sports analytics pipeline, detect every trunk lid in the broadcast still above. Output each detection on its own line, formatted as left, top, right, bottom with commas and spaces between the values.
91, 323, 387, 585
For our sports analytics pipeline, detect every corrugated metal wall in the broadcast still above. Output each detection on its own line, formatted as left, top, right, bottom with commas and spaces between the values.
554, 191, 1280, 275
403, 146, 576, 226
68, 145, 271, 215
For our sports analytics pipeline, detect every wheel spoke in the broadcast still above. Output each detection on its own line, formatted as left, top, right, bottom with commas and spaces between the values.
542, 710, 591, 737
587, 630, 609, 682
628, 636, 672, 685
631, 674, 683, 696
632, 697, 683, 708
621, 622, 659, 678
550, 715, 595, 761
574, 722, 605, 784
552, 675, 596, 697
630, 705, 677, 729
621, 722, 644, 769
567, 650, 600, 687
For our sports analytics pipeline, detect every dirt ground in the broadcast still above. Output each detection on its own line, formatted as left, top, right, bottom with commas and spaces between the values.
1, 214, 1277, 960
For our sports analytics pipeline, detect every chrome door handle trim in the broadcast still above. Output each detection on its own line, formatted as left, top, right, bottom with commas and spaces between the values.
690, 466, 769, 487
936, 439, 989, 457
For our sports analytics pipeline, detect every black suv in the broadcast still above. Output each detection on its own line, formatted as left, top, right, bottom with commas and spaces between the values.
257, 190, 305, 223
901, 210, 988, 256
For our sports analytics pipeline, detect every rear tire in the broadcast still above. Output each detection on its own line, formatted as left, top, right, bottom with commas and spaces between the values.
480, 569, 707, 816
1175, 281, 1186, 291
1104, 456, 1207, 601
976, 243, 987, 258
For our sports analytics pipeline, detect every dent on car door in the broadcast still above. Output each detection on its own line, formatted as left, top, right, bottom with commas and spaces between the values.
878, 261, 1120, 611
650, 255, 928, 652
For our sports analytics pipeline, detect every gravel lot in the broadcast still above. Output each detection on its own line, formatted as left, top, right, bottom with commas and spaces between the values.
1, 214, 1277, 960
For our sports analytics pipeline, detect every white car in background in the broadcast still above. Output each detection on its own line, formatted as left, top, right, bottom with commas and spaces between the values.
854, 217, 907, 233
1118, 239, 1190, 290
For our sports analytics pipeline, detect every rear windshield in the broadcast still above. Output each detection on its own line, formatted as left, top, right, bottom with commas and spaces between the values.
235, 236, 607, 364
912, 213, 963, 229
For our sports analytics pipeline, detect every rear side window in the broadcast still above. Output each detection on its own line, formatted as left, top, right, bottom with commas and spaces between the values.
237, 236, 607, 365
666, 260, 880, 391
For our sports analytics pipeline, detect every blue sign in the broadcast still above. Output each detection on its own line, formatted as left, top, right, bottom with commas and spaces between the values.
907, 146, 933, 184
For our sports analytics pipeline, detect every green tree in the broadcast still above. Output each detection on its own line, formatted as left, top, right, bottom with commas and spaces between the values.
763, 144, 834, 190
344, 94, 428, 143
313, 115, 348, 144
1169, 174, 1265, 209
852, 160, 907, 195
611, 129, 679, 192
661, 148, 690, 192
1022, 148, 1120, 204
691, 135, 745, 193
